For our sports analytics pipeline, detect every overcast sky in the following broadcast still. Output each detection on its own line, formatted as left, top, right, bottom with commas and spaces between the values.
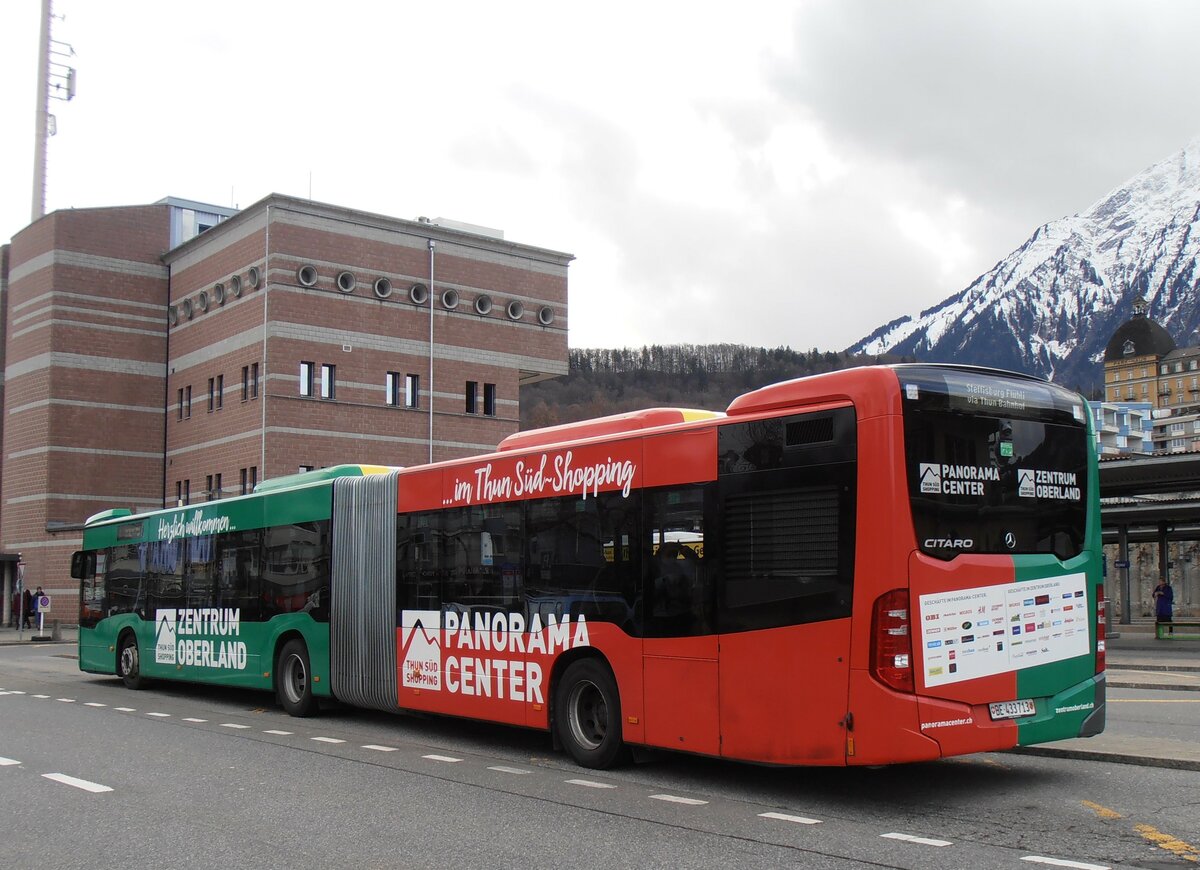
3, 1, 1199, 351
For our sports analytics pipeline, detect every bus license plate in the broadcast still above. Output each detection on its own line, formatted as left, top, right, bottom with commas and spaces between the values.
989, 699, 1036, 720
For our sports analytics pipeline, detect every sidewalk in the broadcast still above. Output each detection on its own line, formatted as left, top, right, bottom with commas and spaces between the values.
2, 623, 1196, 770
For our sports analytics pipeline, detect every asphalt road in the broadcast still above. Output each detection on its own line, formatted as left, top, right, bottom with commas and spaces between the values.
2, 644, 1197, 869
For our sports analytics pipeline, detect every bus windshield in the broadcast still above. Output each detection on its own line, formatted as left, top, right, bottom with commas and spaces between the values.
900, 367, 1090, 561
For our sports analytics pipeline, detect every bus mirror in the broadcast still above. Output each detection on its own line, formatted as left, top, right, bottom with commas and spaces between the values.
70, 551, 95, 580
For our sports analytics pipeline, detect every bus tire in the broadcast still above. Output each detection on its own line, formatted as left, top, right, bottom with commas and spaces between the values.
554, 659, 628, 769
276, 639, 318, 717
117, 632, 144, 690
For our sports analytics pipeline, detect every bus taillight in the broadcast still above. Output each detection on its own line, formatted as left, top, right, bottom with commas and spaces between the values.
871, 589, 914, 693
1096, 584, 1106, 674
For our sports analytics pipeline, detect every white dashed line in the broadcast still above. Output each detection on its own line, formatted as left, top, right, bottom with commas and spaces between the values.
0, 692, 11, 696
363, 745, 398, 752
565, 778, 616, 789
311, 737, 345, 744
650, 794, 708, 806
84, 702, 106, 707
1021, 858, 1110, 870
881, 832, 953, 847
264, 730, 292, 736
43, 773, 113, 794
183, 718, 207, 723
8, 691, 24, 695
146, 712, 171, 718
0, 757, 20, 766
220, 723, 250, 730
760, 811, 822, 825
487, 765, 530, 774
56, 698, 75, 703
422, 754, 462, 763
114, 707, 135, 712
33, 695, 50, 699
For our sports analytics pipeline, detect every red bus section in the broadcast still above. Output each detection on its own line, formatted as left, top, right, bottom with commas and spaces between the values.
77, 364, 1103, 769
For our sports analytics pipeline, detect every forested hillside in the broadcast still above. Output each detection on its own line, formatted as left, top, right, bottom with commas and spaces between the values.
519, 344, 902, 429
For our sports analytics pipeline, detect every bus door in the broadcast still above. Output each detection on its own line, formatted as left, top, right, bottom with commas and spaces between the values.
641, 489, 720, 757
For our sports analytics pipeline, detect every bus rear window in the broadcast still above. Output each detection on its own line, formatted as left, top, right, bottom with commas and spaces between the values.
900, 368, 1089, 561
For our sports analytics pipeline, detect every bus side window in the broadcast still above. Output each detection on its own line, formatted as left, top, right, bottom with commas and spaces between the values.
262, 521, 330, 621
397, 512, 441, 613
644, 486, 712, 638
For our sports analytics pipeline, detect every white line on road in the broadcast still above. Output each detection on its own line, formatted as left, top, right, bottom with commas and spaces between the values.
84, 702, 106, 707
8, 691, 24, 695
566, 778, 616, 789
33, 695, 50, 699
56, 698, 75, 703
114, 707, 135, 712
0, 757, 20, 766
1021, 857, 1110, 870
363, 745, 399, 752
263, 729, 292, 735
487, 765, 530, 774
311, 737, 345, 744
146, 712, 171, 718
220, 723, 250, 729
881, 832, 953, 847
43, 773, 113, 794
650, 794, 709, 806
422, 754, 462, 763
183, 718, 207, 723
760, 811, 822, 825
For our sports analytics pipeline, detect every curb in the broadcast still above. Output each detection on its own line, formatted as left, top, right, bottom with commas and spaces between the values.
1012, 745, 1200, 772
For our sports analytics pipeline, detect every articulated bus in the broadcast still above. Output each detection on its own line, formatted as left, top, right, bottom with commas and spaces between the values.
72, 364, 1104, 768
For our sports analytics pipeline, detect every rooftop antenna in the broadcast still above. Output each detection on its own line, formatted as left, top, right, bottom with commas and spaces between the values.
31, 0, 76, 222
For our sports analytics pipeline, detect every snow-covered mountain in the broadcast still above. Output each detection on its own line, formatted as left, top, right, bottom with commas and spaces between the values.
848, 139, 1200, 390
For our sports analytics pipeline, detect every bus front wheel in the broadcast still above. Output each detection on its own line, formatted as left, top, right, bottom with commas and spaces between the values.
117, 632, 144, 690
554, 659, 628, 769
276, 639, 318, 717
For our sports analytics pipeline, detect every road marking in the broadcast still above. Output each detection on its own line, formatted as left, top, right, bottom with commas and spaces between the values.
1134, 823, 1200, 862
8, 691, 24, 695
263, 729, 292, 735
33, 695, 50, 699
84, 702, 106, 708
311, 737, 345, 744
43, 773, 113, 794
650, 794, 708, 806
56, 698, 75, 703
566, 778, 616, 789
1081, 800, 1122, 820
0, 692, 11, 696
364, 745, 399, 752
1020, 857, 1110, 869
114, 707, 135, 712
0, 757, 20, 766
422, 754, 462, 763
487, 765, 530, 774
220, 723, 250, 729
760, 811, 822, 825
146, 712, 171, 718
183, 718, 207, 723
881, 832, 952, 847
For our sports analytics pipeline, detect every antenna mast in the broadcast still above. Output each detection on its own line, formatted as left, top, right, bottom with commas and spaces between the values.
31, 0, 76, 222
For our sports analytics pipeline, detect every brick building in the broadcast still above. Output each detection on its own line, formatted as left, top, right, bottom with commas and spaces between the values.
0, 194, 571, 625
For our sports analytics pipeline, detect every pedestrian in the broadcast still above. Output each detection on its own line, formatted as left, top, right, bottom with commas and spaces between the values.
8, 592, 16, 628
21, 588, 32, 629
1153, 577, 1174, 634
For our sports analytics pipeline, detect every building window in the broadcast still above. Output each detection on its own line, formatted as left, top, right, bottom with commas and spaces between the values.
176, 481, 182, 505
215, 472, 222, 499
216, 374, 224, 410
298, 464, 314, 473
300, 361, 315, 397
240, 468, 248, 495
251, 362, 259, 399
184, 479, 191, 505
484, 383, 496, 416
177, 388, 184, 421
208, 378, 216, 413
320, 364, 335, 399
185, 385, 192, 418
386, 372, 401, 406
465, 381, 478, 414
206, 474, 214, 498
251, 466, 258, 489
242, 366, 250, 401
405, 373, 419, 409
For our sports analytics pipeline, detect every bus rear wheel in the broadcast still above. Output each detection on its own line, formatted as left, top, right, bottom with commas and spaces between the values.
276, 639, 318, 717
117, 632, 144, 690
554, 659, 628, 769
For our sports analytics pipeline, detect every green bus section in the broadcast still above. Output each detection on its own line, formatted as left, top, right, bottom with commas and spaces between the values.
75, 468, 364, 700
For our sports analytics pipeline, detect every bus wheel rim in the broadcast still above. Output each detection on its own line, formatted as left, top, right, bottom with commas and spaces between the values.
121, 643, 138, 677
285, 655, 307, 703
567, 679, 606, 751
